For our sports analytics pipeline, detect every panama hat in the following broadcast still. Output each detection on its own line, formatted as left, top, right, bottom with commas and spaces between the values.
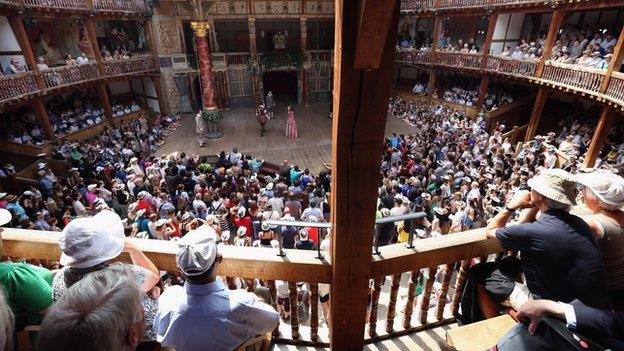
59, 210, 125, 269
527, 169, 577, 205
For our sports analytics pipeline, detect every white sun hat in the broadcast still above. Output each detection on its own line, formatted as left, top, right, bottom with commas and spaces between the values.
576, 171, 624, 208
0, 209, 12, 226
527, 168, 577, 206
59, 210, 125, 269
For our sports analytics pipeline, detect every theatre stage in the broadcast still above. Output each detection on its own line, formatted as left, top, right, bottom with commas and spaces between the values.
157, 103, 417, 174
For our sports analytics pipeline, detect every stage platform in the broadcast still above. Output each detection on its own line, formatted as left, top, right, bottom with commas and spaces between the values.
157, 103, 417, 174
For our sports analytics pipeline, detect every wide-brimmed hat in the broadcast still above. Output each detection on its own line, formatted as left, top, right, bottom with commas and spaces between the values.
59, 210, 125, 269
176, 238, 217, 277
299, 229, 309, 241
237, 227, 247, 237
576, 171, 624, 207
0, 209, 12, 226
261, 222, 270, 231
220, 230, 231, 242
205, 215, 216, 226
527, 169, 577, 205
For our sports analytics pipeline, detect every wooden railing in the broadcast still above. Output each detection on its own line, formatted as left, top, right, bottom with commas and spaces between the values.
306, 50, 333, 62
0, 0, 21, 5
22, 0, 89, 9
41, 63, 100, 89
395, 49, 433, 65
104, 56, 157, 77
605, 72, 624, 106
1, 225, 504, 346
0, 72, 38, 103
542, 62, 605, 94
486, 56, 538, 77
436, 52, 483, 70
92, 0, 149, 13
401, 0, 562, 10
400, 0, 435, 10
225, 53, 251, 65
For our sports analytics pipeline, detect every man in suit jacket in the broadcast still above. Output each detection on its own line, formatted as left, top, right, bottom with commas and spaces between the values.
496, 299, 624, 350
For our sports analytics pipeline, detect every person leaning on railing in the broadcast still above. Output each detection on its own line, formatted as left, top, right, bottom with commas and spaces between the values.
37, 265, 146, 351
484, 169, 612, 310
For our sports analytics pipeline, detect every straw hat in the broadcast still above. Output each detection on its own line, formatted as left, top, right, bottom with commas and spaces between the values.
527, 169, 577, 205
0, 209, 12, 226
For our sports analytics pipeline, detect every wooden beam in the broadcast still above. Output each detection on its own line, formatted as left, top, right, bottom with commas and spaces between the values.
536, 10, 564, 78
97, 83, 114, 121
353, 0, 398, 69
475, 76, 490, 111
432, 16, 441, 52
481, 14, 498, 58
583, 107, 619, 168
330, 0, 399, 349
428, 69, 437, 100
151, 76, 167, 114
8, 15, 44, 89
599, 27, 624, 93
32, 99, 53, 140
85, 18, 105, 75
524, 87, 549, 141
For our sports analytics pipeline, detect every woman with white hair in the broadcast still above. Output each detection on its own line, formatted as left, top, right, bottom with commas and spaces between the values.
576, 171, 624, 306
38, 266, 145, 351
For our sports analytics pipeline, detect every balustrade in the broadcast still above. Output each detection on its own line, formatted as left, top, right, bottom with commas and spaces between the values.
605, 72, 624, 105
23, 0, 88, 9
400, 0, 435, 10
307, 50, 333, 62
41, 63, 99, 89
93, 0, 148, 13
436, 52, 482, 70
395, 49, 432, 65
0, 0, 21, 5
542, 63, 605, 94
225, 53, 251, 66
0, 72, 38, 102
400, 0, 556, 10
486, 56, 537, 77
104, 56, 157, 77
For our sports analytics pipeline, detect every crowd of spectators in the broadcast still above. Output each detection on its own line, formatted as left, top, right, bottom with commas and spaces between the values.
0, 94, 623, 349
439, 86, 479, 106
1, 93, 144, 145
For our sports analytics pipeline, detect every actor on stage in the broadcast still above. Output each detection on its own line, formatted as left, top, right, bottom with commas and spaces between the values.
266, 91, 276, 119
256, 104, 269, 137
285, 106, 298, 139
195, 111, 205, 147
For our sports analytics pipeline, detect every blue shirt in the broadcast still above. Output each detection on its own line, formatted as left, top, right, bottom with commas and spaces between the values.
156, 280, 279, 351
495, 209, 611, 309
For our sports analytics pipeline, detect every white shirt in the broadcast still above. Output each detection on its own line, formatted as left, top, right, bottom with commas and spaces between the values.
156, 280, 279, 351
76, 56, 89, 64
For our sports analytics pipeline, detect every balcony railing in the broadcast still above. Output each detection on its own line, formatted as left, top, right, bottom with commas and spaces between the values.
104, 56, 157, 77
306, 50, 334, 62
1, 219, 504, 346
436, 51, 483, 70
22, 0, 89, 9
0, 72, 38, 102
400, 0, 561, 11
400, 0, 435, 10
605, 72, 624, 105
41, 63, 100, 89
542, 62, 605, 94
395, 49, 433, 65
486, 56, 538, 77
225, 53, 251, 66
93, 0, 149, 13
0, 0, 149, 13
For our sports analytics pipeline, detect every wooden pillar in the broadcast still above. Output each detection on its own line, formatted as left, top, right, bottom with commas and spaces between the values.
536, 10, 565, 78
481, 14, 498, 59
151, 76, 167, 114
428, 69, 437, 100
85, 18, 105, 75
583, 107, 618, 168
145, 19, 158, 58
97, 83, 114, 122
8, 15, 44, 88
330, 0, 399, 349
476, 76, 490, 111
32, 100, 53, 140
524, 87, 549, 141
249, 18, 257, 53
301, 17, 309, 107
300, 17, 307, 51
599, 27, 624, 93
432, 16, 441, 55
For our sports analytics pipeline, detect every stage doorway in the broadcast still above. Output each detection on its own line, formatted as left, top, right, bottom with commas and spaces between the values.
263, 70, 298, 105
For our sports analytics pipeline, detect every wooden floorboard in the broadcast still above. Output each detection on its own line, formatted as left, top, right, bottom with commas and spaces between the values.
156, 103, 418, 174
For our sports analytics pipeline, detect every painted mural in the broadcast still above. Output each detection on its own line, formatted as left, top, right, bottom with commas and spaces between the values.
27, 20, 92, 66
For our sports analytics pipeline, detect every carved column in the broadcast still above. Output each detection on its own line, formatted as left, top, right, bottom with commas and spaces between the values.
191, 21, 218, 110
85, 18, 105, 75
249, 18, 262, 105
249, 18, 257, 53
